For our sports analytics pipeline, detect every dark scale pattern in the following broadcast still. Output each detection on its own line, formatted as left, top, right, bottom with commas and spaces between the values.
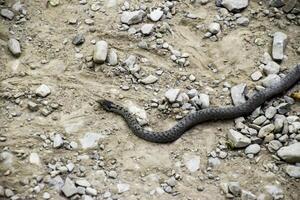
98, 64, 300, 143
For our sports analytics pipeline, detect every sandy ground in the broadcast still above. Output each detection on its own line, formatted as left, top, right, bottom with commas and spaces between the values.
0, 0, 300, 199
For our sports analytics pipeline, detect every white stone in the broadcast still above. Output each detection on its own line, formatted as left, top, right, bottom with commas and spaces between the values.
8, 38, 21, 57
199, 93, 210, 108
236, 17, 249, 26
117, 183, 130, 193
29, 153, 41, 166
208, 22, 221, 34
272, 32, 287, 61
245, 144, 261, 155
86, 187, 97, 196
140, 75, 158, 84
149, 8, 163, 21
106, 49, 118, 66
262, 74, 281, 88
61, 177, 77, 197
36, 84, 51, 97
183, 154, 200, 172
76, 179, 91, 187
121, 10, 144, 25
231, 84, 247, 106
221, 0, 249, 13
80, 132, 105, 149
165, 89, 180, 103
53, 134, 63, 148
285, 165, 300, 178
250, 71, 262, 81
141, 24, 154, 35
93, 41, 108, 64
263, 61, 280, 75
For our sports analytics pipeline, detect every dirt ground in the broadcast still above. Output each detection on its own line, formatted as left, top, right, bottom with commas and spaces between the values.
0, 0, 300, 200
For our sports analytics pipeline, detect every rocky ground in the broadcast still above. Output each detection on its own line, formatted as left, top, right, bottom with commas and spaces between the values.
0, 0, 300, 199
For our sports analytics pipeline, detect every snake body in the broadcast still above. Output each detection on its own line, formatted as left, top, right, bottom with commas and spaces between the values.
97, 64, 300, 143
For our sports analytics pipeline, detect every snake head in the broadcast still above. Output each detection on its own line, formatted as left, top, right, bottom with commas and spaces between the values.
96, 99, 117, 111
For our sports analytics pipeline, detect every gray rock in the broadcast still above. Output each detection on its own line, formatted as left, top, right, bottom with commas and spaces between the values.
86, 187, 97, 196
121, 10, 144, 25
228, 129, 251, 148
82, 195, 93, 200
283, 0, 297, 13
187, 89, 198, 98
199, 93, 210, 108
272, 32, 287, 61
274, 114, 286, 132
284, 165, 300, 178
228, 182, 241, 196
124, 55, 136, 68
261, 52, 273, 64
183, 153, 200, 172
236, 17, 249, 26
221, 0, 249, 12
265, 185, 283, 200
36, 84, 51, 97
245, 144, 261, 155
140, 75, 158, 84
117, 183, 130, 193
269, 0, 285, 8
1, 8, 14, 20
28, 101, 39, 111
277, 142, 300, 163
267, 140, 282, 152
231, 84, 247, 106
253, 116, 267, 125
176, 92, 189, 104
265, 106, 277, 119
208, 22, 221, 34
108, 171, 118, 179
165, 89, 180, 103
61, 177, 77, 197
241, 190, 256, 200
149, 8, 163, 22
141, 24, 154, 35
93, 40, 108, 64
263, 61, 281, 75
75, 179, 91, 187
106, 49, 118, 66
8, 38, 21, 57
53, 134, 63, 148
166, 177, 176, 187
4, 189, 14, 198
79, 132, 105, 149
42, 192, 51, 199
258, 124, 275, 138
72, 34, 85, 45
208, 157, 221, 167
262, 74, 281, 88
250, 71, 262, 81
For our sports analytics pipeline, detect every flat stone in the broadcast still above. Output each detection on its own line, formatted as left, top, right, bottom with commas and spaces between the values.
265, 106, 277, 119
165, 89, 180, 103
29, 153, 41, 166
236, 17, 249, 26
53, 134, 63, 148
265, 185, 283, 200
75, 179, 91, 187
183, 153, 200, 172
263, 61, 281, 75
274, 114, 286, 132
93, 40, 108, 64
4, 189, 14, 198
140, 75, 158, 84
61, 177, 77, 197
253, 116, 267, 125
72, 34, 85, 45
272, 32, 288, 61
283, 0, 297, 13
228, 129, 251, 148
86, 187, 97, 196
250, 71, 262, 81
245, 144, 261, 155
262, 74, 281, 88
208, 22, 221, 34
241, 190, 256, 200
149, 8, 163, 22
258, 124, 275, 138
117, 183, 130, 193
121, 10, 144, 25
28, 101, 39, 111
277, 142, 300, 163
284, 165, 300, 178
79, 132, 105, 149
36, 84, 51, 97
231, 83, 247, 106
141, 23, 154, 35
221, 0, 249, 13
1, 8, 14, 20
106, 49, 118, 66
8, 38, 21, 57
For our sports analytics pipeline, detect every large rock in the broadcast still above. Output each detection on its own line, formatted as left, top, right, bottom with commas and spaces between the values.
165, 89, 180, 103
93, 41, 108, 64
230, 83, 247, 106
228, 129, 251, 148
1, 8, 14, 20
61, 177, 77, 197
221, 0, 249, 13
263, 61, 280, 75
284, 165, 300, 178
272, 32, 287, 61
121, 10, 144, 25
262, 74, 281, 88
277, 142, 300, 163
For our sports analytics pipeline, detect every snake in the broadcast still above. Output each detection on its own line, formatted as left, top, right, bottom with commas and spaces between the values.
97, 64, 300, 143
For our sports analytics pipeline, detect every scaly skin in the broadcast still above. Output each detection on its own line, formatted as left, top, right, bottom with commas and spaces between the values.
97, 64, 300, 143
